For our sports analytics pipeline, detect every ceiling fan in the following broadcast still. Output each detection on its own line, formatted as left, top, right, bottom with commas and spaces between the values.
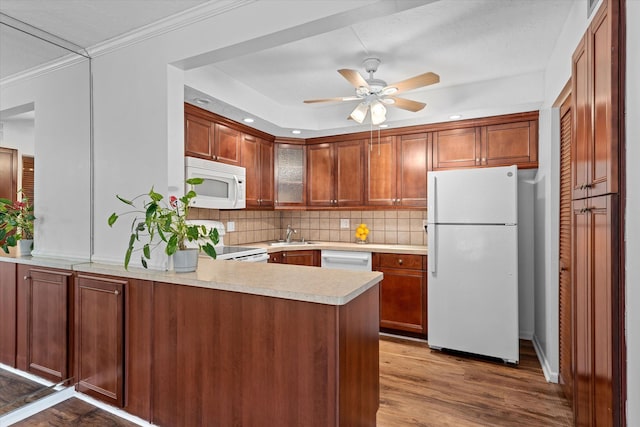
303, 57, 440, 125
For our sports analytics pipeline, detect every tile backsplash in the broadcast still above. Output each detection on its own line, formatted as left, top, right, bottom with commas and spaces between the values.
189, 209, 427, 246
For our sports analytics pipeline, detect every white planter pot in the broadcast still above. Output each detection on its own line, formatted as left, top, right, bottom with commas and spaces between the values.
173, 249, 199, 273
18, 239, 33, 257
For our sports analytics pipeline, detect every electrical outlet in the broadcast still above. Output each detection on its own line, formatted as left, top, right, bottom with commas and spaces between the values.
227, 221, 235, 232
340, 218, 350, 229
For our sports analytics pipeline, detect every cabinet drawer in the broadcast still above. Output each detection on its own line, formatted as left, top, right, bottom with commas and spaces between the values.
376, 253, 424, 270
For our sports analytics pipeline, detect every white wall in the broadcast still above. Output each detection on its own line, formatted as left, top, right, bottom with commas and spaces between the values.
625, 1, 639, 424
518, 170, 536, 340
0, 61, 91, 260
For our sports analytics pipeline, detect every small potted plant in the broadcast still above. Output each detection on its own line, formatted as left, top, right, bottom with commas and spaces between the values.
0, 191, 35, 256
108, 178, 219, 271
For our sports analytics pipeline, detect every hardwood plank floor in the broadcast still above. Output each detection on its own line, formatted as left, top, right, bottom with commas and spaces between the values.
12, 398, 139, 426
378, 336, 573, 427
0, 368, 56, 416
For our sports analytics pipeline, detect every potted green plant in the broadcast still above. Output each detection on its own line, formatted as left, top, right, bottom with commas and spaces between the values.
0, 191, 35, 256
108, 178, 219, 271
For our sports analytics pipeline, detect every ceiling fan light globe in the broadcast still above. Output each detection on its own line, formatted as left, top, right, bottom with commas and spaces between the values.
350, 102, 368, 123
370, 100, 387, 125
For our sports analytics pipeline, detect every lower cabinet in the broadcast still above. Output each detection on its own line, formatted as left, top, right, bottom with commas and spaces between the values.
0, 262, 17, 366
268, 250, 320, 266
75, 274, 125, 407
373, 253, 428, 338
16, 265, 73, 383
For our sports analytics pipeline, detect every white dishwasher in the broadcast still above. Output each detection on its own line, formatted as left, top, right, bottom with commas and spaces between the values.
320, 250, 372, 271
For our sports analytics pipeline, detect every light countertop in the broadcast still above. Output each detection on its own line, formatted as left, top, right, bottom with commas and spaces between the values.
73, 258, 382, 305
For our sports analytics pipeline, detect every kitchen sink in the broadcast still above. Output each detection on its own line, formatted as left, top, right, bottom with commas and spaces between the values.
268, 240, 316, 246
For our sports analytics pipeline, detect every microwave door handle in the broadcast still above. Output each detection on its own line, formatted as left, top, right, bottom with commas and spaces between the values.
233, 175, 239, 208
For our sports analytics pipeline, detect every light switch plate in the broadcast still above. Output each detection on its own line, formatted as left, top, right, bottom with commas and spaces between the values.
340, 218, 350, 229
227, 221, 235, 232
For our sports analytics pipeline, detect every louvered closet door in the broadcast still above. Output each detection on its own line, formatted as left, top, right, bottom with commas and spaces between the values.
558, 98, 573, 402
21, 156, 34, 205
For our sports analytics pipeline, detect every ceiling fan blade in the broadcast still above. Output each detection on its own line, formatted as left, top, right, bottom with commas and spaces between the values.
388, 97, 426, 112
385, 72, 440, 94
303, 96, 360, 104
338, 69, 369, 89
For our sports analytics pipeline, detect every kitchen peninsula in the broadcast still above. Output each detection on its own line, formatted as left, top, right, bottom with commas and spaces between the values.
0, 255, 382, 426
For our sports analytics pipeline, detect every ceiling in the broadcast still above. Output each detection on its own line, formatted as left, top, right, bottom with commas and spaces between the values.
0, 0, 576, 136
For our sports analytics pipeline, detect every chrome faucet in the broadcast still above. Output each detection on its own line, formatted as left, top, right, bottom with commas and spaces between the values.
285, 224, 297, 243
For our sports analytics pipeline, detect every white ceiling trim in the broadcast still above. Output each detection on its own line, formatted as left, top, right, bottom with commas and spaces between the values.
0, 52, 87, 87
86, 0, 254, 60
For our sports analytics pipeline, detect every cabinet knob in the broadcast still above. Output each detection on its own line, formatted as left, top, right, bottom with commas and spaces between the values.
283, 253, 287, 257
398, 259, 403, 265
482, 157, 486, 163
476, 158, 480, 163
24, 275, 30, 280
114, 290, 120, 295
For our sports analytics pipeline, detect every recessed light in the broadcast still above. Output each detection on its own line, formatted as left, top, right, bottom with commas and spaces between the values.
378, 124, 389, 128
449, 114, 462, 120
194, 98, 210, 105
243, 118, 255, 123
291, 130, 301, 135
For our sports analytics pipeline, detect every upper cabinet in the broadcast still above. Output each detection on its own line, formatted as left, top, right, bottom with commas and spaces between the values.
184, 104, 241, 166
243, 134, 274, 208
274, 142, 306, 207
367, 134, 428, 207
307, 140, 365, 207
432, 118, 537, 171
571, 0, 619, 200
432, 127, 481, 170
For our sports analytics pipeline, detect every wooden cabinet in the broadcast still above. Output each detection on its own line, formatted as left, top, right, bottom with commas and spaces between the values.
151, 281, 379, 427
396, 133, 429, 207
0, 262, 17, 367
569, 1, 622, 425
243, 135, 274, 208
269, 250, 320, 267
184, 104, 242, 165
307, 140, 364, 207
367, 134, 428, 207
432, 127, 480, 170
571, 1, 619, 200
16, 266, 73, 383
373, 253, 427, 338
75, 274, 125, 407
275, 143, 306, 207
572, 195, 619, 427
433, 121, 537, 171
482, 121, 538, 168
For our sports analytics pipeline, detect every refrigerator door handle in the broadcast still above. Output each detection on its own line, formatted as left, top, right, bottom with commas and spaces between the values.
428, 225, 436, 274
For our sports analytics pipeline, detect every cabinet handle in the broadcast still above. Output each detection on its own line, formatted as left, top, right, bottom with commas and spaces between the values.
398, 259, 403, 265
24, 275, 30, 280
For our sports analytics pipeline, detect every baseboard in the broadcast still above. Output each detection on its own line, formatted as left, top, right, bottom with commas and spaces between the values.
532, 334, 558, 383
519, 330, 534, 340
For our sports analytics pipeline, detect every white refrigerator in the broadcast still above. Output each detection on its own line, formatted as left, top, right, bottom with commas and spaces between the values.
427, 165, 519, 363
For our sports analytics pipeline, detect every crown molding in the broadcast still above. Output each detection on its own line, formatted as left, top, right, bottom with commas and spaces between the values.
1, 0, 254, 86
0, 53, 88, 87
87, 0, 255, 59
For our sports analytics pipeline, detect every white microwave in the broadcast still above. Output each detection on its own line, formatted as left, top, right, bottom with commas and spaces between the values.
185, 157, 246, 209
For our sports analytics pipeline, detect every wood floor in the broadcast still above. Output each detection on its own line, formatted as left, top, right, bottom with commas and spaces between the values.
378, 336, 573, 426
0, 369, 56, 416
4, 337, 573, 426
